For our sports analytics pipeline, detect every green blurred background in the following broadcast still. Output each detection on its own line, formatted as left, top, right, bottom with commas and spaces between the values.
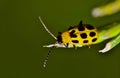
1, 0, 120, 78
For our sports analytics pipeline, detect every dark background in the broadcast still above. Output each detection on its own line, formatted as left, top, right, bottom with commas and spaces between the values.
1, 0, 120, 78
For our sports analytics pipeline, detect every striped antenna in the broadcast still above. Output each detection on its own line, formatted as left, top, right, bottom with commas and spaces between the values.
39, 16, 57, 40
43, 49, 52, 67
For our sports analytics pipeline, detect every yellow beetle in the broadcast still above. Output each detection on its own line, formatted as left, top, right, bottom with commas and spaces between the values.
39, 16, 120, 67
57, 21, 98, 48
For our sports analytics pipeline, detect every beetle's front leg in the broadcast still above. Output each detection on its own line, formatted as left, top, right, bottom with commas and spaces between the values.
99, 34, 120, 53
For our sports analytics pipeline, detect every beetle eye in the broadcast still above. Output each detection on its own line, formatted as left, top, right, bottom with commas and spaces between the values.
57, 35, 63, 43
85, 24, 95, 30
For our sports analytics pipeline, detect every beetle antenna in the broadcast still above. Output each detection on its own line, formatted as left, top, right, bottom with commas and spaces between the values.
43, 48, 53, 68
39, 16, 57, 40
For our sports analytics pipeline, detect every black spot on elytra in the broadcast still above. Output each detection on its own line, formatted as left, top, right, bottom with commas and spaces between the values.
89, 32, 96, 37
70, 30, 77, 38
79, 21, 83, 26
72, 40, 79, 43
85, 24, 94, 30
78, 25, 85, 31
83, 40, 88, 43
70, 30, 75, 34
78, 21, 85, 31
57, 35, 63, 43
80, 33, 87, 39
92, 38, 97, 42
